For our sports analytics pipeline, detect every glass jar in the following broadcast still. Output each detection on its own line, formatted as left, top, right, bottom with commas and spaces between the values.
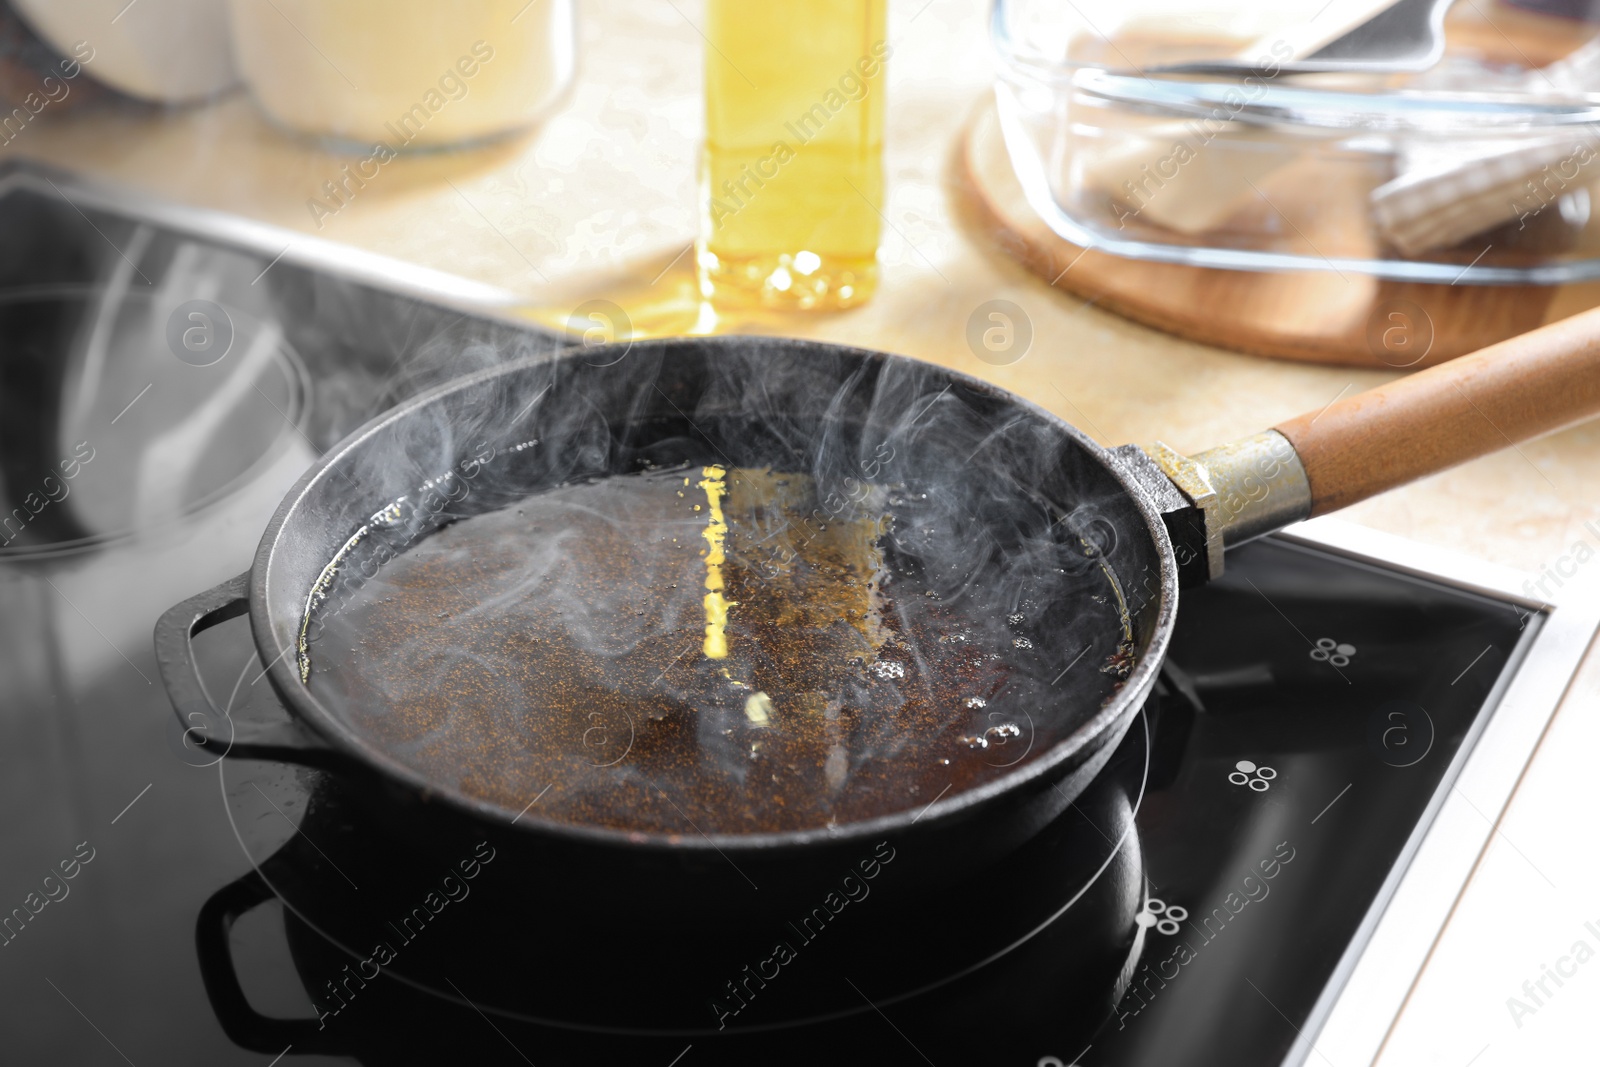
228, 0, 575, 151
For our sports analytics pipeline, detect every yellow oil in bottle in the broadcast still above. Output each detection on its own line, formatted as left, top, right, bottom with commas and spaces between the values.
699, 1, 888, 311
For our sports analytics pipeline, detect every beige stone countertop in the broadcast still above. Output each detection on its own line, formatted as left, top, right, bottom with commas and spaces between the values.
4, 0, 1599, 1063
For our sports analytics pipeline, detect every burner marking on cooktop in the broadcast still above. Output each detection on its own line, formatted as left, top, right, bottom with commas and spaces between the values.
1117, 843, 1299, 1034
1310, 637, 1357, 669
1243, 578, 1351, 684
1229, 761, 1277, 792
1135, 898, 1189, 936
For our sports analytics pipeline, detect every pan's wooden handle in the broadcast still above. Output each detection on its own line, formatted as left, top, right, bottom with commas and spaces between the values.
1274, 305, 1600, 516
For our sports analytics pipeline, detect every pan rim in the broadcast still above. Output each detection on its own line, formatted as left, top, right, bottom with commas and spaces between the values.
248, 334, 1179, 854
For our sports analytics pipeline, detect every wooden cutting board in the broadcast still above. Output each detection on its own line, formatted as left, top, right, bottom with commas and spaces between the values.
959, 99, 1600, 369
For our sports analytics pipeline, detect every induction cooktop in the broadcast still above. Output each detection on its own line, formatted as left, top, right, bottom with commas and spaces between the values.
0, 161, 1593, 1067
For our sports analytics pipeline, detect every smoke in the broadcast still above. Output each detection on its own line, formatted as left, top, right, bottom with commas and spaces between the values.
283, 340, 1155, 835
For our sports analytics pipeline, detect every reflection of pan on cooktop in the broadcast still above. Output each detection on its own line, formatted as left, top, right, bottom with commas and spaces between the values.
197, 706, 1154, 1062
160, 322, 1600, 911
0, 285, 306, 556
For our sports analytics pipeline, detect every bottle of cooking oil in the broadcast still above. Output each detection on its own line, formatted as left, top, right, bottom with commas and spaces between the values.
699, 0, 888, 311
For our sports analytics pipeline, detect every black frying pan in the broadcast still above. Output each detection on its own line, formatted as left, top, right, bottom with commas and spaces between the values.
154, 323, 1600, 906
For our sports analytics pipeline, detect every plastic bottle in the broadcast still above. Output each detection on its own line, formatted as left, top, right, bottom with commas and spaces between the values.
699, 1, 888, 310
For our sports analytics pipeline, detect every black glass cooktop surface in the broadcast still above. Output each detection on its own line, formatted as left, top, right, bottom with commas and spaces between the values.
0, 165, 1540, 1066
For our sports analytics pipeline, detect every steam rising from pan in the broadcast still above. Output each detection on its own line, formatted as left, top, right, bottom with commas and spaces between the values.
285, 341, 1147, 836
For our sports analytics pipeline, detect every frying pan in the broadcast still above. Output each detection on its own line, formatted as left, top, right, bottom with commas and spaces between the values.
155, 318, 1600, 906
193, 716, 1148, 1042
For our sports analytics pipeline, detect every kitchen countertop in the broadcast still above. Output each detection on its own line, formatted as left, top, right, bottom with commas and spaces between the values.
4, 1, 1597, 1063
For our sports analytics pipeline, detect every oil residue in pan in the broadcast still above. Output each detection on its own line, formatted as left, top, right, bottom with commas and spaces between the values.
306, 464, 1132, 836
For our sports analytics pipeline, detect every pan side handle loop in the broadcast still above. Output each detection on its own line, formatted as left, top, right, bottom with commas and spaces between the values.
154, 573, 343, 768
196, 868, 348, 1055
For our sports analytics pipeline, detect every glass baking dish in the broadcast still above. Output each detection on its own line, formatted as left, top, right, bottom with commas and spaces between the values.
991, 0, 1600, 283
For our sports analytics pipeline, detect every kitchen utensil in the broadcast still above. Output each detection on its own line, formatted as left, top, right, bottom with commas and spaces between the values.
194, 737, 1144, 1041
1370, 38, 1600, 254
993, 0, 1600, 282
960, 100, 1579, 367
1076, 0, 1455, 235
1149, 0, 1457, 77
155, 321, 1600, 906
